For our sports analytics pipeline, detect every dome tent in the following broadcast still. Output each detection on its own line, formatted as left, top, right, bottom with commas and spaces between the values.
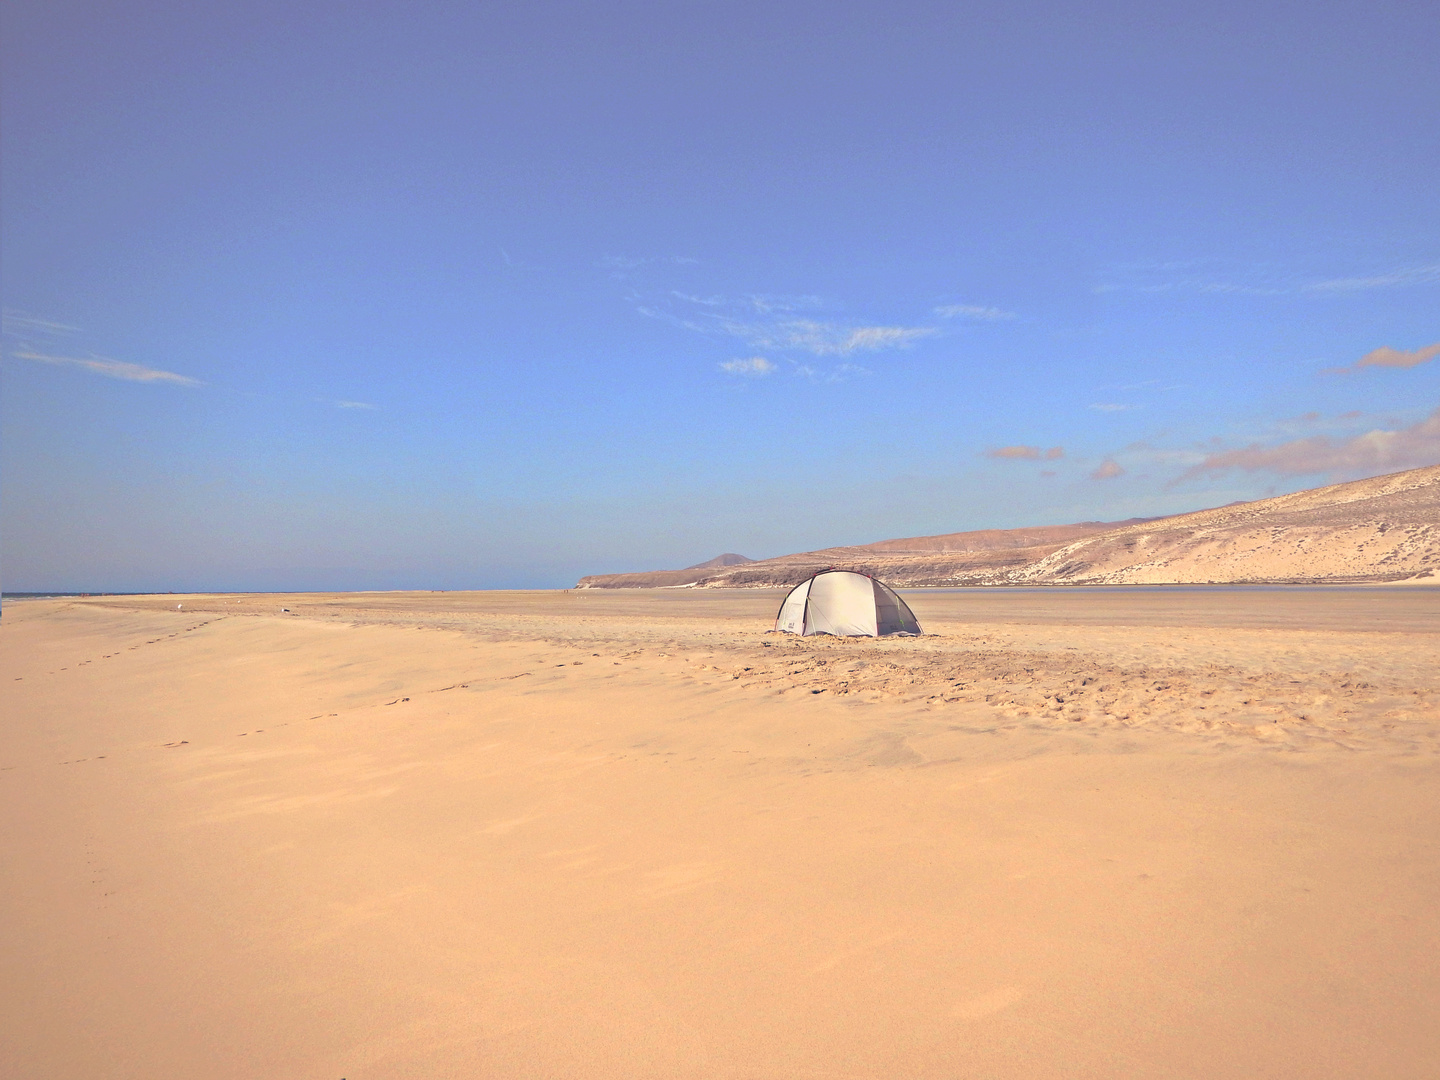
774, 569, 922, 637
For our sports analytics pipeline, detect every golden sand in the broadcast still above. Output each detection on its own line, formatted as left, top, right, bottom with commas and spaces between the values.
3, 587, 1438, 1078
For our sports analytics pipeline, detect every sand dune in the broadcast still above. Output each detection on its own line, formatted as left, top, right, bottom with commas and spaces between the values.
578, 464, 1440, 588
4, 587, 1439, 1078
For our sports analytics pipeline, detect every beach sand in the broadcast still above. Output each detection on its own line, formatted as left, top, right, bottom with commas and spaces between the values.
3, 587, 1438, 1078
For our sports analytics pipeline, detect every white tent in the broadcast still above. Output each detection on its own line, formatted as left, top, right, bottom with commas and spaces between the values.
774, 569, 922, 637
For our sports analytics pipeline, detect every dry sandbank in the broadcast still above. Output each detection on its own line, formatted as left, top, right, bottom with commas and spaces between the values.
3, 589, 1438, 1078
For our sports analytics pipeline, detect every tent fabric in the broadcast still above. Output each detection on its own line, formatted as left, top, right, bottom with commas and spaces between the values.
774, 578, 813, 634
773, 570, 922, 637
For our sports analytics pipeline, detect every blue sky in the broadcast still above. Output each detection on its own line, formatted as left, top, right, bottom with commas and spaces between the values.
3, 0, 1437, 590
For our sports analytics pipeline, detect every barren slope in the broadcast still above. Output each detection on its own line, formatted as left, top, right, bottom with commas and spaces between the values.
1015, 464, 1440, 584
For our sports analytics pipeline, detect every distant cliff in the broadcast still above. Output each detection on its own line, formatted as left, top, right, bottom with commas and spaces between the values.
575, 553, 754, 589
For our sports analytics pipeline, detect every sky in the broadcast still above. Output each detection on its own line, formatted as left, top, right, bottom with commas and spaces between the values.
2, 0, 1437, 591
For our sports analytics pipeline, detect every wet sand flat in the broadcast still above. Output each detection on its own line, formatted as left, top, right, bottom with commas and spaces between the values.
3, 587, 1439, 1078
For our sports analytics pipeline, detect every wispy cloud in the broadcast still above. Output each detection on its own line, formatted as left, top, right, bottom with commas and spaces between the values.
714, 317, 936, 356
5, 311, 201, 388
634, 305, 705, 333
334, 399, 378, 409
1303, 264, 1440, 294
1194, 281, 1287, 296
642, 299, 937, 358
719, 356, 775, 377
986, 445, 1064, 461
599, 254, 700, 273
1091, 260, 1287, 296
746, 294, 827, 314
1175, 407, 1440, 483
1090, 459, 1126, 480
830, 324, 934, 353
2, 310, 82, 336
14, 349, 200, 386
826, 362, 871, 382
633, 282, 937, 384
933, 304, 1016, 321
1097, 260, 1440, 299
672, 291, 725, 306
1089, 402, 1140, 412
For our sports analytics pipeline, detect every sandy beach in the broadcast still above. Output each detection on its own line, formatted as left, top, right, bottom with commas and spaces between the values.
3, 587, 1439, 1079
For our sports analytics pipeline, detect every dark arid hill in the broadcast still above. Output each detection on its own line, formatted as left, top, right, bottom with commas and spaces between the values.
685, 553, 754, 569
575, 464, 1440, 588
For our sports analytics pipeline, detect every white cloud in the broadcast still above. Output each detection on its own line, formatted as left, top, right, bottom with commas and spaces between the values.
933, 304, 1016, 321
719, 356, 776, 377
14, 350, 200, 386
335, 400, 378, 409
1090, 403, 1140, 412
